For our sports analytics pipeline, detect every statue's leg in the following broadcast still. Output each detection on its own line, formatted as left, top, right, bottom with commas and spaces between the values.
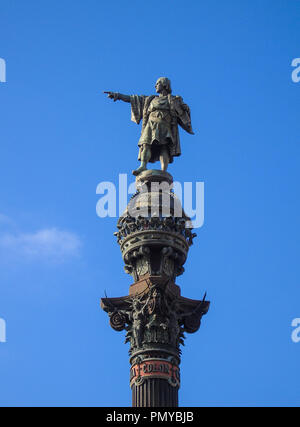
160, 147, 170, 171
133, 144, 151, 176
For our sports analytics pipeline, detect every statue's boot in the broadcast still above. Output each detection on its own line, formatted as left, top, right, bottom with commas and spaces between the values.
132, 163, 147, 176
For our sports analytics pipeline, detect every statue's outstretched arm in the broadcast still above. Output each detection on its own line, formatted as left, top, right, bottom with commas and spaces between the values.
104, 92, 131, 103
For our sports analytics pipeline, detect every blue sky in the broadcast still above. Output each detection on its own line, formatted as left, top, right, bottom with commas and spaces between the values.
0, 0, 299, 407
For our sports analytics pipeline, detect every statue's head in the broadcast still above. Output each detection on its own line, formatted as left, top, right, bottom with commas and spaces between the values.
155, 77, 172, 94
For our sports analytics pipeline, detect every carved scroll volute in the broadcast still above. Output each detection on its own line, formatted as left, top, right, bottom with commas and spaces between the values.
109, 311, 127, 332
182, 300, 209, 334
183, 315, 202, 334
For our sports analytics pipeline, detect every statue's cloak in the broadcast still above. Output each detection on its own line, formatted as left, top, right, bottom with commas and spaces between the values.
130, 95, 193, 164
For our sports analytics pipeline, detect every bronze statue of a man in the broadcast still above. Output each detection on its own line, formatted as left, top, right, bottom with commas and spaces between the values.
105, 77, 194, 176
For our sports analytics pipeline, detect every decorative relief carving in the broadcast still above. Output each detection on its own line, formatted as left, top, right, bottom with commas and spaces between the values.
102, 283, 208, 357
115, 215, 196, 247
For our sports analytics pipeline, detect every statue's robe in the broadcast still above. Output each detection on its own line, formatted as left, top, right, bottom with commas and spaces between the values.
130, 94, 193, 164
